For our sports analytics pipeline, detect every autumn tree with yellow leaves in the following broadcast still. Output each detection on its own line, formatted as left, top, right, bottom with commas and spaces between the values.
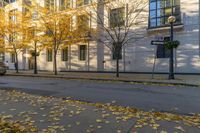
0, 6, 29, 73
0, 8, 5, 54
25, 0, 92, 75
0, 0, 95, 74
20, 2, 46, 74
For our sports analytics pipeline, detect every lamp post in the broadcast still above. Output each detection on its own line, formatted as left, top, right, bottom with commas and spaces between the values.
168, 15, 176, 79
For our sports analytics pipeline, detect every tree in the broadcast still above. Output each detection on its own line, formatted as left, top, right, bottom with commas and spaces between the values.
0, 8, 5, 54
21, 3, 45, 74
41, 12, 73, 75
24, 1, 73, 75
22, 0, 91, 75
0, 7, 28, 73
85, 0, 148, 77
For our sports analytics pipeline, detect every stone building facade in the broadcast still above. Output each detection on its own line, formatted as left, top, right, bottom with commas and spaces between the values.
2, 0, 200, 73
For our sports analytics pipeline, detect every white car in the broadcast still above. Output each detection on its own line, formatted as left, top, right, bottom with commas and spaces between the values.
0, 62, 6, 75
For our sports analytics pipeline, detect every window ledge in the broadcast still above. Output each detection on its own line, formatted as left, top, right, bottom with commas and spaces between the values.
147, 24, 184, 32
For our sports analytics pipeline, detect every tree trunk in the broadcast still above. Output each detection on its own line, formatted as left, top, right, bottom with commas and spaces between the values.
116, 58, 119, 77
34, 42, 38, 74
53, 51, 57, 75
15, 54, 19, 73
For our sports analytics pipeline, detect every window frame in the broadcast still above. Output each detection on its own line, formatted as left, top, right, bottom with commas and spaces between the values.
77, 14, 90, 30
112, 48, 122, 60
149, 0, 181, 28
76, 0, 89, 7
79, 45, 87, 61
10, 53, 15, 63
60, 0, 71, 10
46, 49, 53, 62
61, 47, 68, 61
109, 7, 125, 28
156, 36, 171, 58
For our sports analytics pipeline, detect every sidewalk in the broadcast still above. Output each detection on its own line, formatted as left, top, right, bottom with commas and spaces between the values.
6, 70, 200, 87
1, 89, 200, 133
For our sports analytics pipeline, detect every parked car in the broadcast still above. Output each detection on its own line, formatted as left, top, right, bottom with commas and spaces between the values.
0, 62, 6, 75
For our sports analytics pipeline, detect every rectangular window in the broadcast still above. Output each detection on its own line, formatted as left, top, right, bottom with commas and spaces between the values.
112, 49, 122, 60
10, 53, 15, 63
47, 49, 52, 62
6, 0, 16, 3
60, 0, 70, 10
149, 0, 181, 28
110, 7, 125, 28
9, 9, 17, 23
0, 53, 4, 62
77, 15, 89, 30
77, 0, 89, 7
79, 45, 87, 61
45, 0, 54, 10
156, 37, 170, 58
61, 47, 68, 61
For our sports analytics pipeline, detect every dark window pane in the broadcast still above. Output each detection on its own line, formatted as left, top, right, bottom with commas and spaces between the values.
60, 0, 70, 10
61, 47, 68, 61
79, 45, 87, 61
77, 0, 89, 7
11, 53, 15, 63
110, 7, 125, 28
47, 49, 52, 62
77, 15, 89, 30
174, 15, 181, 24
174, 6, 180, 15
156, 37, 170, 58
112, 49, 122, 60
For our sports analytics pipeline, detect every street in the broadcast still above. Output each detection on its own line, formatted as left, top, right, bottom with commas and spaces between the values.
0, 76, 200, 115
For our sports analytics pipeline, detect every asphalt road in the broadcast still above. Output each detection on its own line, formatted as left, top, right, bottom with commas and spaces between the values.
0, 76, 200, 115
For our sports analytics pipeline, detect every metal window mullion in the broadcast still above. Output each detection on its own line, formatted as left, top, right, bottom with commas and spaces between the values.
156, 0, 157, 26
148, 0, 150, 27
171, 0, 173, 15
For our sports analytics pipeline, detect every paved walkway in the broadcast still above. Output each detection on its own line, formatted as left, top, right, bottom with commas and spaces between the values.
6, 70, 200, 86
1, 89, 200, 133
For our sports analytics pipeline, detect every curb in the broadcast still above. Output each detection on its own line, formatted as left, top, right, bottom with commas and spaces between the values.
5, 73, 200, 87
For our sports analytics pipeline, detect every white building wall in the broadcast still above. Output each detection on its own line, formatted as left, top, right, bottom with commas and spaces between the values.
35, 41, 98, 72
103, 0, 200, 73
4, 0, 200, 73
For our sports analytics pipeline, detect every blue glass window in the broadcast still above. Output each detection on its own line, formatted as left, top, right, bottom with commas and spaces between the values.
149, 0, 181, 28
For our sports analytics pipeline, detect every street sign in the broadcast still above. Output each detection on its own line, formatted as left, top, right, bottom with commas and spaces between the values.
151, 40, 164, 45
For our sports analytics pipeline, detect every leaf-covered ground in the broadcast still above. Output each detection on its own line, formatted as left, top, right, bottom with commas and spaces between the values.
0, 89, 200, 133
